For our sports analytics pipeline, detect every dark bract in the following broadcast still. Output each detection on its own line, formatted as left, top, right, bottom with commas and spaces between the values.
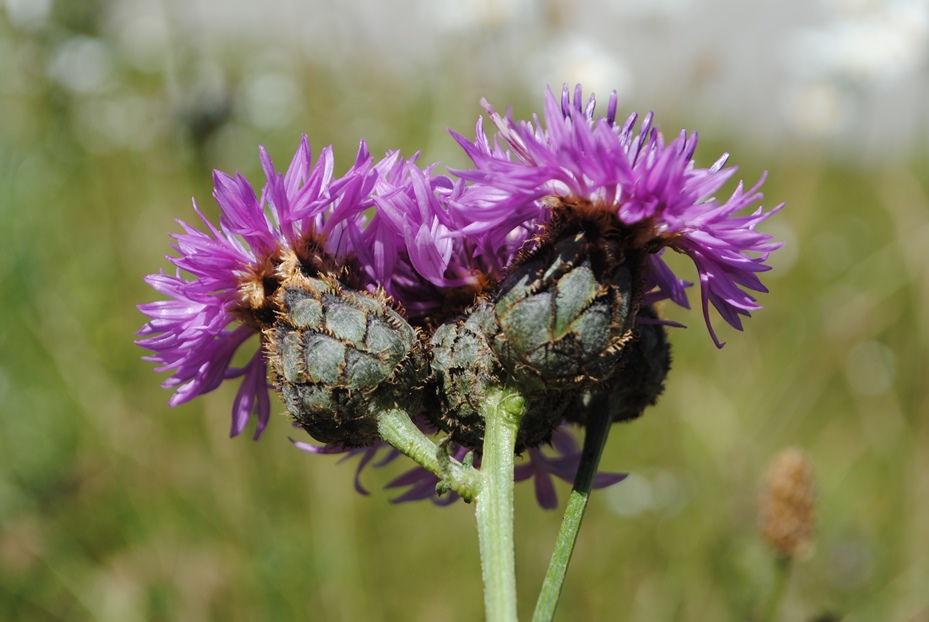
268, 274, 425, 447
492, 230, 634, 395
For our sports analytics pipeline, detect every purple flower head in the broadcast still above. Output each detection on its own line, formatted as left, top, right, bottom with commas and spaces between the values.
451, 85, 783, 346
138, 137, 388, 438
365, 159, 533, 325
136, 129, 530, 445
137, 133, 525, 441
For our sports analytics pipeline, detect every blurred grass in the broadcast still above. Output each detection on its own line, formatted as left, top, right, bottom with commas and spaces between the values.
2, 7, 929, 622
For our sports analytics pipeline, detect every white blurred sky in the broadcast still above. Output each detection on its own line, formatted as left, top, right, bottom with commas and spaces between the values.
8, 0, 929, 157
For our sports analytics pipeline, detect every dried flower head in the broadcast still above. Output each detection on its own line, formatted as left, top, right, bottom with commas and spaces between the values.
759, 447, 817, 558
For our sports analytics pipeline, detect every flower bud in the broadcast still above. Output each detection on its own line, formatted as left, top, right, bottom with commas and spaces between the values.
429, 301, 499, 450
266, 272, 426, 447
491, 227, 634, 396
430, 301, 569, 452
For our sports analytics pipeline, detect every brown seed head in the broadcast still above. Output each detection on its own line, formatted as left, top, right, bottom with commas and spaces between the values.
759, 447, 817, 559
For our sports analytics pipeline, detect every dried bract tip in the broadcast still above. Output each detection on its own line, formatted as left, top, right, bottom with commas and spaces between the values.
266, 271, 426, 447
759, 447, 817, 559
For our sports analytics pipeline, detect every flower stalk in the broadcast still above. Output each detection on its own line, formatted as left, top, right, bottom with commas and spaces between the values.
376, 406, 481, 502
476, 386, 527, 622
532, 393, 612, 622
759, 556, 792, 622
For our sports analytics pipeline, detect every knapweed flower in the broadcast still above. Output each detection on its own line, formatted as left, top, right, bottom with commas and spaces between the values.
136, 133, 612, 508
266, 271, 427, 447
366, 160, 532, 326
451, 84, 783, 347
139, 83, 780, 509
137, 136, 397, 439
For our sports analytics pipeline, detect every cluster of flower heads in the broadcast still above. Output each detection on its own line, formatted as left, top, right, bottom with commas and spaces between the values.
138, 85, 781, 507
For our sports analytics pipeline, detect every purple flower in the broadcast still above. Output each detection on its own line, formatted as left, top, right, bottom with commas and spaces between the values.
135, 133, 526, 444
140, 84, 778, 507
451, 84, 783, 346
366, 159, 532, 324
138, 137, 385, 438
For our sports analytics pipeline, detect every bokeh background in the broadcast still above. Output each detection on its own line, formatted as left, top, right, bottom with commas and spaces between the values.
2, 0, 927, 620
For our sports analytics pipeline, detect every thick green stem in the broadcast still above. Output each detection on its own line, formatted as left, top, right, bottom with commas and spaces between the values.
476, 386, 527, 622
376, 406, 481, 502
532, 394, 612, 622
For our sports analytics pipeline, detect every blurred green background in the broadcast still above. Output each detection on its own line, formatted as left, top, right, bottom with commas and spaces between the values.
1, 1, 927, 621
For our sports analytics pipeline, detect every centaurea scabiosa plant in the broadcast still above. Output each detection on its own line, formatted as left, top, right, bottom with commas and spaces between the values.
139, 84, 782, 622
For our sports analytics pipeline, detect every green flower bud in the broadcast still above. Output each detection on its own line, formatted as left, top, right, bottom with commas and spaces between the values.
429, 301, 570, 452
266, 273, 425, 447
429, 301, 500, 450
491, 228, 634, 395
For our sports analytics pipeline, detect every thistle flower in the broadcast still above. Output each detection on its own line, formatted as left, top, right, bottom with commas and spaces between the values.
487, 222, 635, 394
136, 134, 611, 508
140, 81, 769, 507
429, 300, 572, 452
137, 136, 388, 439
367, 160, 531, 326
451, 84, 783, 346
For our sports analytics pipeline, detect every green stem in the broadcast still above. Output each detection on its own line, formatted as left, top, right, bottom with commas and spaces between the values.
759, 556, 791, 622
532, 394, 612, 622
476, 386, 527, 622
376, 406, 482, 502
